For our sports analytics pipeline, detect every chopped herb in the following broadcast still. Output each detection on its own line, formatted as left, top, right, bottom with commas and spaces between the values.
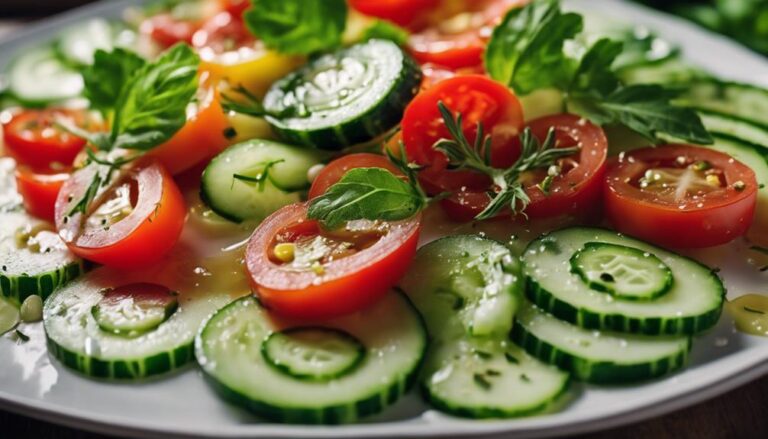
474, 350, 493, 360
232, 159, 285, 192
66, 172, 103, 217
486, 369, 502, 376
223, 127, 238, 139
743, 306, 766, 315
520, 373, 531, 383
600, 272, 616, 283
750, 246, 768, 256
504, 352, 519, 364
14, 329, 29, 343
473, 373, 492, 390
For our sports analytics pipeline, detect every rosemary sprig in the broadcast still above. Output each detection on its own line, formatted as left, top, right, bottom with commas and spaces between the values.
433, 101, 579, 220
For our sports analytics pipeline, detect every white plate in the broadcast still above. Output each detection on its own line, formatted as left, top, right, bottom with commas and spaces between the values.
1, 0, 768, 438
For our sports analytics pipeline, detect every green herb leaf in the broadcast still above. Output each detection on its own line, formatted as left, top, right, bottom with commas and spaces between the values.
244, 0, 347, 55
110, 44, 200, 150
361, 20, 410, 46
307, 167, 425, 229
568, 38, 623, 97
485, 0, 582, 94
82, 48, 147, 116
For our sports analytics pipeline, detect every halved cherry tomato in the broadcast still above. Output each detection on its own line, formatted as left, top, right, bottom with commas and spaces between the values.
604, 145, 757, 248
409, 0, 526, 69
349, 0, 439, 28
418, 63, 485, 91
402, 74, 525, 194
308, 153, 400, 199
440, 114, 608, 222
2, 108, 97, 169
55, 159, 186, 269
15, 166, 70, 222
146, 85, 231, 175
246, 202, 421, 319
140, 13, 200, 48
217, 0, 250, 18
192, 11, 255, 56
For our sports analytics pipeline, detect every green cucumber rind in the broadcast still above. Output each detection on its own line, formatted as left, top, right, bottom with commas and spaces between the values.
676, 78, 768, 128
195, 294, 428, 425
0, 260, 87, 304
510, 319, 691, 384
523, 228, 726, 335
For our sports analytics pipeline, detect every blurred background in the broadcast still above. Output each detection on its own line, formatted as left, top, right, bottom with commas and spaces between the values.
1, 1, 96, 17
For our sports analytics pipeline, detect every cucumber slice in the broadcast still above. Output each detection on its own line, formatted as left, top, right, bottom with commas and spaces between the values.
678, 79, 768, 127
44, 268, 232, 380
196, 293, 426, 424
619, 58, 708, 86
263, 39, 422, 150
569, 242, 673, 301
57, 19, 138, 66
262, 327, 365, 381
0, 211, 85, 304
201, 139, 326, 223
512, 302, 691, 384
91, 283, 179, 338
0, 296, 19, 336
7, 46, 84, 106
401, 235, 570, 418
523, 228, 725, 335
696, 109, 768, 150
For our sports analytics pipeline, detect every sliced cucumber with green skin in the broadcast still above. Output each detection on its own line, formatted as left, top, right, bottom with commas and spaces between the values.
0, 296, 20, 336
678, 79, 768, 127
401, 235, 569, 418
0, 211, 85, 304
57, 19, 138, 66
619, 58, 709, 87
196, 293, 426, 424
44, 268, 232, 380
262, 327, 365, 381
512, 301, 691, 384
569, 242, 673, 301
695, 109, 768, 150
523, 228, 725, 335
263, 39, 422, 150
201, 139, 326, 223
91, 283, 179, 339
7, 46, 83, 106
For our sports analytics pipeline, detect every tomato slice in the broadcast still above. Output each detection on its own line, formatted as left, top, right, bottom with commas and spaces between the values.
349, 0, 439, 28
15, 166, 70, 222
192, 11, 256, 56
140, 13, 200, 49
440, 114, 608, 222
217, 0, 250, 18
246, 202, 421, 319
55, 159, 186, 268
402, 74, 525, 194
146, 85, 231, 175
408, 0, 526, 69
308, 153, 400, 199
604, 145, 758, 248
2, 108, 97, 169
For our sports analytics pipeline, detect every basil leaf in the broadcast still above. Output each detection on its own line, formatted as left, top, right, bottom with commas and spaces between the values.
244, 0, 347, 55
82, 48, 146, 116
110, 44, 199, 151
361, 21, 410, 46
307, 167, 424, 229
569, 38, 623, 97
485, 1, 582, 94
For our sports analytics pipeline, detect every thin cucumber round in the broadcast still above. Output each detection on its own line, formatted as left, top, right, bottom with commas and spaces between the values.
401, 235, 570, 418
200, 139, 326, 223
7, 46, 83, 106
678, 79, 768, 127
696, 109, 768, 150
569, 242, 673, 301
44, 268, 232, 380
195, 293, 426, 424
523, 228, 725, 335
263, 39, 422, 150
91, 283, 179, 338
512, 301, 691, 384
619, 58, 708, 86
0, 211, 85, 304
0, 296, 19, 336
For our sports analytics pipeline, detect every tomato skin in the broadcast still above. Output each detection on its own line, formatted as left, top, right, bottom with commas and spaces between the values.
2, 109, 93, 169
246, 203, 422, 319
192, 11, 255, 55
308, 153, 400, 199
146, 86, 231, 175
349, 0, 439, 28
55, 160, 186, 269
402, 74, 525, 194
140, 14, 200, 48
604, 145, 758, 248
15, 167, 70, 222
217, 0, 250, 18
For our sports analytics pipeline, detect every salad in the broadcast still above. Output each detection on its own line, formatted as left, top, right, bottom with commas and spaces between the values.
0, 0, 767, 425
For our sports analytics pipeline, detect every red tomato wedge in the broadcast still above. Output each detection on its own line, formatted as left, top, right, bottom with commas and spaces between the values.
439, 114, 608, 222
140, 14, 200, 49
15, 166, 70, 222
192, 11, 256, 55
146, 85, 231, 175
217, 0, 250, 18
55, 159, 186, 269
2, 108, 98, 169
308, 153, 400, 199
349, 0, 439, 28
604, 145, 758, 248
402, 74, 525, 195
246, 203, 421, 319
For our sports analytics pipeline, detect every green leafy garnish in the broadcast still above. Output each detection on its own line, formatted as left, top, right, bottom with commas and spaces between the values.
434, 102, 578, 220
485, 0, 712, 144
82, 48, 147, 116
244, 0, 347, 55
361, 21, 410, 46
232, 159, 285, 192
307, 167, 427, 229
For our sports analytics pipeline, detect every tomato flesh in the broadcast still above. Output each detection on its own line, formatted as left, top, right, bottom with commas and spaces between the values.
140, 14, 200, 48
604, 145, 758, 248
246, 203, 421, 319
349, 0, 439, 28
55, 159, 186, 268
192, 11, 255, 56
15, 166, 70, 222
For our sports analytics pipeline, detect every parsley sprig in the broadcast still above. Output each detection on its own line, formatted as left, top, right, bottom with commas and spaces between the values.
434, 102, 578, 220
